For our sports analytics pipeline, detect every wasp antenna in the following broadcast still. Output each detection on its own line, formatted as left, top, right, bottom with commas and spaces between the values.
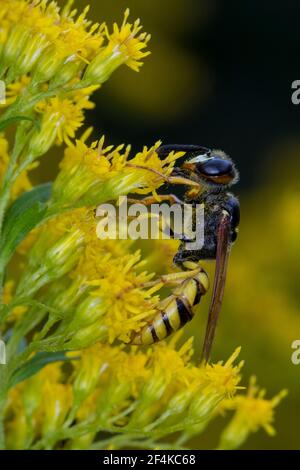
157, 144, 211, 158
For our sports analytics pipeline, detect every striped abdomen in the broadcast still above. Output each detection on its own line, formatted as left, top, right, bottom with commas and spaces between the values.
131, 269, 209, 345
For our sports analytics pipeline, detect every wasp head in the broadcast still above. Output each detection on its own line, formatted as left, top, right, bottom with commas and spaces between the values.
182, 150, 239, 188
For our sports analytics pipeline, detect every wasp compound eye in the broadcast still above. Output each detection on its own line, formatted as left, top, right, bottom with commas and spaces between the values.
193, 154, 237, 186
197, 157, 233, 178
182, 153, 237, 186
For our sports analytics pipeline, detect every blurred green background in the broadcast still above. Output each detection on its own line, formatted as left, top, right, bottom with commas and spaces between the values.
39, 0, 300, 449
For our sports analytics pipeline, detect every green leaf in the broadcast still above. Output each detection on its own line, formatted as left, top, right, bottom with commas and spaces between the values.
0, 183, 52, 266
0, 115, 41, 132
8, 351, 77, 388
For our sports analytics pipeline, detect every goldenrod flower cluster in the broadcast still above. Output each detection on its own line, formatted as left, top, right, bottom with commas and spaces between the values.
3, 344, 286, 450
0, 1, 286, 450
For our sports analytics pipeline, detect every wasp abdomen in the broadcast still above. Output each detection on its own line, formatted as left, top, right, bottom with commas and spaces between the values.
131, 269, 209, 345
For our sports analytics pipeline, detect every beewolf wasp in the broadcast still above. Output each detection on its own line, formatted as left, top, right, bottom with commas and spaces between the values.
128, 144, 240, 362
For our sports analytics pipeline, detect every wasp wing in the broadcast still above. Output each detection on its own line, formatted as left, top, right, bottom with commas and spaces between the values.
201, 212, 231, 363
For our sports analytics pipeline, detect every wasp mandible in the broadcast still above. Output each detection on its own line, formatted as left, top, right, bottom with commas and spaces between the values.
128, 144, 240, 362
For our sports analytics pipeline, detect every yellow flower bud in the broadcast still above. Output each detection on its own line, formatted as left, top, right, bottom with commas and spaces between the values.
66, 296, 107, 331
72, 345, 107, 404
96, 381, 131, 423
28, 112, 60, 159
218, 414, 252, 450
165, 388, 195, 416
14, 32, 49, 77
31, 45, 66, 86
17, 222, 85, 297
2, 25, 30, 67
42, 382, 72, 437
84, 46, 125, 85
187, 389, 224, 426
66, 318, 108, 349
128, 371, 167, 428
49, 57, 84, 89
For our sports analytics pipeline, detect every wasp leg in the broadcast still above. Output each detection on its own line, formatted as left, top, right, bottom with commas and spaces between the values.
186, 187, 202, 199
143, 265, 202, 289
126, 163, 201, 189
131, 265, 209, 345
127, 194, 196, 242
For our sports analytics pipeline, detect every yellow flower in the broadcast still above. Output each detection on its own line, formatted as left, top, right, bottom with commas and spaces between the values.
59, 3, 104, 61
27, 221, 160, 348
64, 249, 160, 347
106, 9, 151, 72
183, 348, 243, 436
84, 9, 150, 85
8, 1, 60, 40
127, 337, 196, 429
203, 346, 244, 398
16, 208, 91, 296
74, 346, 149, 430
32, 5, 104, 85
33, 87, 98, 148
218, 376, 288, 449
0, 75, 31, 106
0, 3, 149, 92
51, 137, 183, 209
1, 2, 60, 80
4, 363, 63, 449
0, 2, 20, 49
0, 0, 103, 82
73, 238, 134, 283
87, 251, 159, 343
4, 343, 285, 450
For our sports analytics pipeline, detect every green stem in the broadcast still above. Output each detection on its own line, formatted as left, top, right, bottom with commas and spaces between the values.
0, 65, 7, 80
0, 171, 19, 296
0, 137, 31, 295
36, 419, 192, 451
90, 435, 188, 451
0, 186, 11, 243
0, 168, 14, 235
0, 80, 91, 129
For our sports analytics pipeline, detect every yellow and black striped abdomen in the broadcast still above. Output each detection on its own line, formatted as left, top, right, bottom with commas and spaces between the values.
131, 269, 209, 345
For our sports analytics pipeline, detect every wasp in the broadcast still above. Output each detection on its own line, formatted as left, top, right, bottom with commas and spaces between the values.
127, 144, 240, 362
